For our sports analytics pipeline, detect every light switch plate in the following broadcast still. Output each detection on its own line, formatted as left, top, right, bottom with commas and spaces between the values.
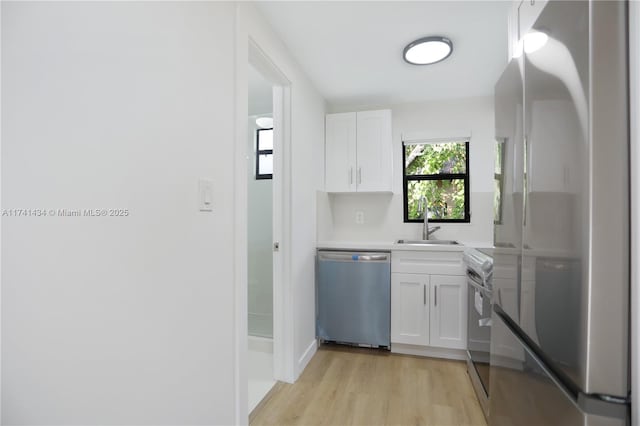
199, 178, 214, 212
355, 210, 364, 225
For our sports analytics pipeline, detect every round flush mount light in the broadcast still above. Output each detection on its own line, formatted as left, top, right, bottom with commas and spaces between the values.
256, 116, 273, 129
403, 36, 453, 65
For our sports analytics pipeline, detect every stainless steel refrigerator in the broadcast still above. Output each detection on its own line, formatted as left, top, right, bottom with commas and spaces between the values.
490, 1, 630, 425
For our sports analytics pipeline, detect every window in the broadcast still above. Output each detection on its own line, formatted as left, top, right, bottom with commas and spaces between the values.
402, 140, 470, 223
256, 128, 273, 180
494, 140, 505, 224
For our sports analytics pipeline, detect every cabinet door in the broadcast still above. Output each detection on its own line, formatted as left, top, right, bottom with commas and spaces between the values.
355, 110, 392, 192
429, 275, 467, 349
325, 112, 356, 192
391, 273, 429, 346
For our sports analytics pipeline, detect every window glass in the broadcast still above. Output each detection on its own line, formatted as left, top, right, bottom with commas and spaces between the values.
407, 179, 466, 220
259, 129, 273, 150
258, 154, 273, 176
403, 140, 469, 223
404, 142, 467, 175
256, 128, 273, 179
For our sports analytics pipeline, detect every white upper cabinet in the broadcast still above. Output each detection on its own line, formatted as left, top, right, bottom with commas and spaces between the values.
325, 112, 357, 192
354, 110, 393, 192
325, 109, 392, 193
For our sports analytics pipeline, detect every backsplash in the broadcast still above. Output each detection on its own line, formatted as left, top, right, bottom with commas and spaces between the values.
317, 191, 493, 244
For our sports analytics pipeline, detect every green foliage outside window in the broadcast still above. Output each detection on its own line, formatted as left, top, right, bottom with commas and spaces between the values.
404, 142, 469, 222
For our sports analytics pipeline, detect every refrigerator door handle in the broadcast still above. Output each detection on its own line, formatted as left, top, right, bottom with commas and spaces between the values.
494, 305, 578, 404
494, 305, 629, 420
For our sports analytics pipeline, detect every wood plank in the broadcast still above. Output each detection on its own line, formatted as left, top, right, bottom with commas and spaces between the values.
250, 345, 487, 426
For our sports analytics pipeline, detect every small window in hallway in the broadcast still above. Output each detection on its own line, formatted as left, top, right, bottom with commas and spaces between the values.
256, 128, 273, 179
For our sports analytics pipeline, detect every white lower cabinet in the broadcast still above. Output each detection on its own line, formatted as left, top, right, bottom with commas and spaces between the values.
391, 250, 467, 357
429, 275, 467, 349
391, 273, 429, 346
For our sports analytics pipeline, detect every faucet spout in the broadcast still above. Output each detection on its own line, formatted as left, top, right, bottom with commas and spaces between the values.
420, 196, 430, 240
419, 196, 440, 240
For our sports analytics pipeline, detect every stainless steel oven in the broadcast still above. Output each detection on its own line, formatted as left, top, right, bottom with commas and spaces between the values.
464, 248, 493, 419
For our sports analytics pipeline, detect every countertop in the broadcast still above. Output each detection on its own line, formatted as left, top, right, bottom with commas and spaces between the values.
316, 240, 493, 252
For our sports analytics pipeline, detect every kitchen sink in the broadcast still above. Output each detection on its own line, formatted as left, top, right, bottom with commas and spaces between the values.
396, 239, 460, 246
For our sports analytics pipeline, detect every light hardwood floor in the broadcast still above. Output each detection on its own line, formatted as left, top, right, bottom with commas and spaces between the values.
250, 344, 487, 426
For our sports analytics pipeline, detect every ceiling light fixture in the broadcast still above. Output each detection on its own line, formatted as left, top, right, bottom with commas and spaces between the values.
256, 116, 273, 129
403, 36, 453, 65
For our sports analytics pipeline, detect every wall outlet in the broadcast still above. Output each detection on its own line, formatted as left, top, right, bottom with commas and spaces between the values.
355, 210, 365, 225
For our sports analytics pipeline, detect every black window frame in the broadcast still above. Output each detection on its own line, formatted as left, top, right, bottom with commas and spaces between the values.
256, 128, 273, 180
402, 140, 471, 223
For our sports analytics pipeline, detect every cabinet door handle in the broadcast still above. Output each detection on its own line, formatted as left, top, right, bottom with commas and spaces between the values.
423, 284, 426, 305
349, 167, 353, 185
434, 286, 438, 306
357, 168, 362, 185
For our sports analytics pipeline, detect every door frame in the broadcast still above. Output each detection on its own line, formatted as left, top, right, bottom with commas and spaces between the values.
249, 40, 294, 384
234, 35, 295, 424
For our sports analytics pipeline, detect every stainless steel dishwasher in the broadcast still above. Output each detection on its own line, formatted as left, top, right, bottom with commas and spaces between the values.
316, 250, 391, 349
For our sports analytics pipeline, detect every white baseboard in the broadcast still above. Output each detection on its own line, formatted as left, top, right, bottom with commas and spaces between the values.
296, 339, 318, 379
391, 343, 467, 361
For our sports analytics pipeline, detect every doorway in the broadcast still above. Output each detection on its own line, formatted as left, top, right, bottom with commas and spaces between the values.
244, 40, 293, 416
247, 63, 276, 412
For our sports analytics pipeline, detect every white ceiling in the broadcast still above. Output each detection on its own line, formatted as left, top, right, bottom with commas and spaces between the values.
256, 1, 511, 107
248, 63, 273, 116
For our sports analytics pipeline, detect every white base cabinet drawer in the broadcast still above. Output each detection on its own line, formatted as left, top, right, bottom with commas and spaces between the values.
391, 250, 464, 275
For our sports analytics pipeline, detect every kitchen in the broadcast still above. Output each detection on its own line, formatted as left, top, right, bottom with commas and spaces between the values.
249, 1, 635, 425
1, 1, 638, 425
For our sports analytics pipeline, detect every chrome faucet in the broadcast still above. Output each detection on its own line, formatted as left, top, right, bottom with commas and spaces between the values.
418, 196, 440, 240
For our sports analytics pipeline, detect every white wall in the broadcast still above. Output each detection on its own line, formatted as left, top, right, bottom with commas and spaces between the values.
318, 96, 495, 246
247, 118, 273, 338
235, 3, 326, 422
2, 2, 237, 424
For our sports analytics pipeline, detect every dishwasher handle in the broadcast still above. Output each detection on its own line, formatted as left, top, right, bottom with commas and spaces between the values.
318, 251, 390, 263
